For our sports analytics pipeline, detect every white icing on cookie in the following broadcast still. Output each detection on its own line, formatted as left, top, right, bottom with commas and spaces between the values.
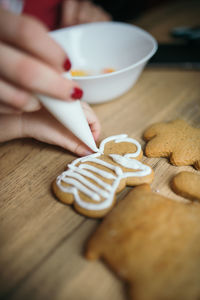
56, 134, 152, 212
109, 154, 151, 178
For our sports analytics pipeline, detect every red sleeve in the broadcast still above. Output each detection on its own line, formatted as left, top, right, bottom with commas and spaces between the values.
23, 0, 62, 30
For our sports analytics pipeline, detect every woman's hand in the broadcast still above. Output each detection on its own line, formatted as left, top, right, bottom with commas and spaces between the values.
0, 102, 101, 156
0, 8, 101, 155
61, 0, 112, 27
0, 8, 83, 114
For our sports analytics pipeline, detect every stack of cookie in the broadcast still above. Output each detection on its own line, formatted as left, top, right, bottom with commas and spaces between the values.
53, 119, 200, 300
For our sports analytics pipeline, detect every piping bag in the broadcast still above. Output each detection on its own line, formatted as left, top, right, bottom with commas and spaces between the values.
37, 94, 99, 153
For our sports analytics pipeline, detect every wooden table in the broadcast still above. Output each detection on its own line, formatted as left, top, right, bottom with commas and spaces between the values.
1, 1, 200, 299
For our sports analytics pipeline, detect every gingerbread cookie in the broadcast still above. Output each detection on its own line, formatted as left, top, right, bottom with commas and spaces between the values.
143, 119, 200, 169
52, 134, 154, 218
171, 171, 200, 201
86, 185, 200, 300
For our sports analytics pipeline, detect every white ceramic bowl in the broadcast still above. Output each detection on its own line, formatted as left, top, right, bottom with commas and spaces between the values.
50, 22, 157, 104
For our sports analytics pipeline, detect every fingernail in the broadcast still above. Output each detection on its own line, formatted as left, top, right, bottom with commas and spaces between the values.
84, 150, 94, 156
63, 58, 72, 71
70, 87, 83, 100
23, 97, 41, 112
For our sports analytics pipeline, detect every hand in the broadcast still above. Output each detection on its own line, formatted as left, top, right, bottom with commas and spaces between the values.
0, 8, 83, 114
61, 0, 112, 27
0, 102, 101, 156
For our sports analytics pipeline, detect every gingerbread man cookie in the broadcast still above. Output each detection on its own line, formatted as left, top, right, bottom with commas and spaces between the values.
143, 119, 200, 169
171, 171, 200, 201
52, 134, 154, 218
86, 185, 200, 300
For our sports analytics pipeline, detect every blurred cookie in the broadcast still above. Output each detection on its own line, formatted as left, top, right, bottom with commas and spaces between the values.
86, 185, 200, 300
52, 134, 154, 218
171, 171, 200, 201
143, 119, 200, 169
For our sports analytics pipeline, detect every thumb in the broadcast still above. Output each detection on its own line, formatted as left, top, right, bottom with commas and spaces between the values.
21, 108, 95, 156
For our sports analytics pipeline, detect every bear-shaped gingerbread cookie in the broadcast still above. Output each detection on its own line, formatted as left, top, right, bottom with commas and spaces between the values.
52, 134, 154, 218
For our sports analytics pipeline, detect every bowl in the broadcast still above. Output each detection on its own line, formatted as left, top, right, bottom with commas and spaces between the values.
50, 22, 157, 104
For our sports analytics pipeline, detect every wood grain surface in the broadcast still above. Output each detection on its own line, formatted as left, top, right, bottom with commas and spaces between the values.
0, 1, 200, 299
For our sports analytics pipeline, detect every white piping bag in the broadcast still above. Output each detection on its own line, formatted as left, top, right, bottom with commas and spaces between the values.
37, 94, 99, 152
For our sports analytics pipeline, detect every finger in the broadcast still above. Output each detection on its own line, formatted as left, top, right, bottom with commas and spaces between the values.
81, 102, 101, 141
90, 6, 112, 22
0, 114, 22, 142
22, 108, 94, 156
78, 1, 111, 23
78, 1, 93, 23
0, 103, 22, 114
0, 42, 83, 101
58, 130, 95, 156
61, 0, 80, 27
0, 9, 70, 72
0, 78, 41, 111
